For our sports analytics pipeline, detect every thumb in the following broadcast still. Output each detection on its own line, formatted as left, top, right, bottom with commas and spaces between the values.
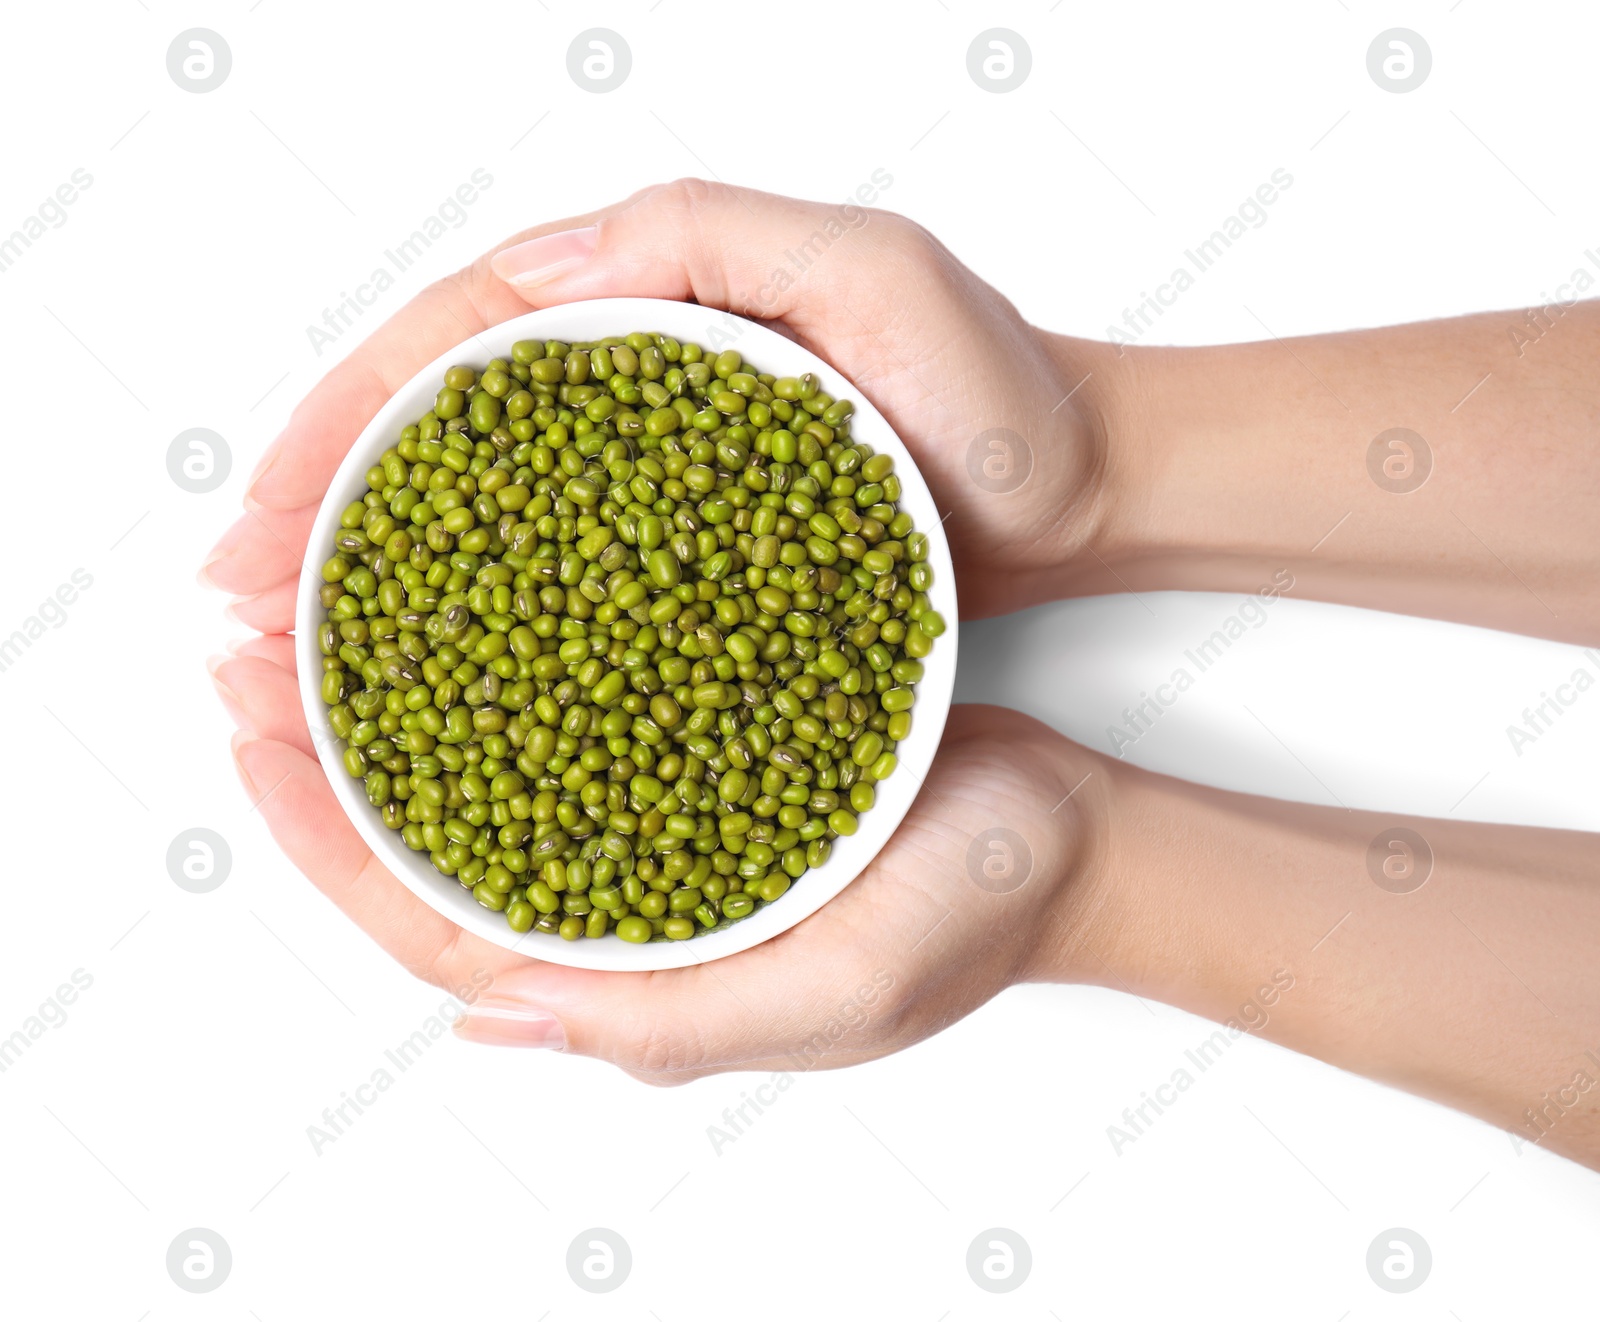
451, 941, 892, 1080
487, 178, 929, 342
450, 963, 728, 1068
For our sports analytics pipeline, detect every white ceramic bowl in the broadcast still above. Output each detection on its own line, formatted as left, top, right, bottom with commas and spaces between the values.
296, 297, 958, 969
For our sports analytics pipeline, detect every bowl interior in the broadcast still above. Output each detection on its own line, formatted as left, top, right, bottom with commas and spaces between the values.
295, 297, 958, 970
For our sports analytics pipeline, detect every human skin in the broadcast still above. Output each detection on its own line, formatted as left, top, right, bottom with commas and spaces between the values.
203, 180, 1600, 1167
1070, 308, 1600, 646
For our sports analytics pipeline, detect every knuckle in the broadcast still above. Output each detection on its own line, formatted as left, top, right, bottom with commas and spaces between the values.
400, 922, 466, 993
455, 255, 504, 319
654, 176, 724, 216
879, 212, 948, 266
633, 177, 734, 310
623, 1065, 701, 1089
828, 212, 966, 324
860, 974, 913, 1038
618, 1014, 710, 1075
789, 977, 906, 1068
612, 177, 722, 232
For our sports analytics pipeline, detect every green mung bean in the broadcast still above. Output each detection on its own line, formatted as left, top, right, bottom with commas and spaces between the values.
319, 334, 939, 942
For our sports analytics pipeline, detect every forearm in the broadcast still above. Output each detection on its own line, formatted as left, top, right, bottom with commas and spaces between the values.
1050, 306, 1600, 644
1052, 758, 1600, 1167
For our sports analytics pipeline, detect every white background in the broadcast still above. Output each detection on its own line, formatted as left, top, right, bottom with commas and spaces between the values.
1, 1, 1596, 1317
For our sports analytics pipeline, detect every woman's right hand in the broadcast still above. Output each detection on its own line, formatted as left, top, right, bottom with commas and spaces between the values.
203, 180, 1122, 624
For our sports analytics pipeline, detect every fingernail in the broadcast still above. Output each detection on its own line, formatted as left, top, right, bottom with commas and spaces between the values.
453, 998, 567, 1049
230, 729, 262, 797
198, 522, 245, 588
209, 660, 249, 729
491, 227, 599, 290
247, 433, 285, 492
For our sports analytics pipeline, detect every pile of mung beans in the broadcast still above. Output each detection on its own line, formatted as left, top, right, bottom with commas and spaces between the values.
316, 332, 944, 942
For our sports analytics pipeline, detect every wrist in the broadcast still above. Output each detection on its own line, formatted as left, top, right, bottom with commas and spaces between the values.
1017, 742, 1145, 989
1034, 331, 1167, 593
1038, 332, 1342, 596
1022, 753, 1245, 1013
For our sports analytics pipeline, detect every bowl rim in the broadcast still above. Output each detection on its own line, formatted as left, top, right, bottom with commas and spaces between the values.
294, 296, 958, 970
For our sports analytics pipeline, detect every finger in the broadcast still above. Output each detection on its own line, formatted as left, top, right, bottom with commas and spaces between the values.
452, 922, 901, 1076
452, 792, 940, 1071
201, 504, 318, 595
246, 202, 630, 515
210, 653, 314, 757
231, 732, 519, 989
228, 633, 296, 670
489, 179, 925, 346
484, 179, 1070, 560
225, 579, 297, 634
453, 705, 1104, 1077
